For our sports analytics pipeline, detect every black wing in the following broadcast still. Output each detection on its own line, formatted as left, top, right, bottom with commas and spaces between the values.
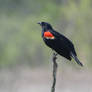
50, 29, 77, 56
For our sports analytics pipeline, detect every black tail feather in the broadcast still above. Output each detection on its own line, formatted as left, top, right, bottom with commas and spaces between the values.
70, 52, 83, 67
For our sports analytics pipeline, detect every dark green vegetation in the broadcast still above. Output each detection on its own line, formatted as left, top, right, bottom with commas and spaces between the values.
0, 0, 92, 68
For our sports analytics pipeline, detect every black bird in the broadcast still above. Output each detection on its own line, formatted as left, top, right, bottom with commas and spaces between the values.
38, 22, 83, 66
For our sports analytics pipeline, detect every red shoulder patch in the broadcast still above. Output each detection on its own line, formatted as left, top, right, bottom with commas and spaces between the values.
44, 31, 54, 38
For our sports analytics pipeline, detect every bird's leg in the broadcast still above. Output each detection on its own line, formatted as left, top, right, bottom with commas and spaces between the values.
51, 52, 58, 92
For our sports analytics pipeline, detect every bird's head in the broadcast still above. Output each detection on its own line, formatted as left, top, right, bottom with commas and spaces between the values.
37, 22, 53, 30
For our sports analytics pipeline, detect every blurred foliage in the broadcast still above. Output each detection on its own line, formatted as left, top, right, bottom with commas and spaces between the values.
0, 0, 92, 68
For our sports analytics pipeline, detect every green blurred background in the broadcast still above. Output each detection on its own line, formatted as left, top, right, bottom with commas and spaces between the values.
0, 0, 91, 68
0, 0, 92, 92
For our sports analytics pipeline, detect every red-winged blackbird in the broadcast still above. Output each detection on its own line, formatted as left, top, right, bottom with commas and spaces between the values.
38, 22, 83, 66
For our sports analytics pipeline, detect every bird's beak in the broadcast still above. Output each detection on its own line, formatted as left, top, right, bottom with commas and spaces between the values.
37, 22, 41, 25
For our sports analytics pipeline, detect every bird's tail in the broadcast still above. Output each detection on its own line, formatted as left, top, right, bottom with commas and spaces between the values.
70, 52, 83, 67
